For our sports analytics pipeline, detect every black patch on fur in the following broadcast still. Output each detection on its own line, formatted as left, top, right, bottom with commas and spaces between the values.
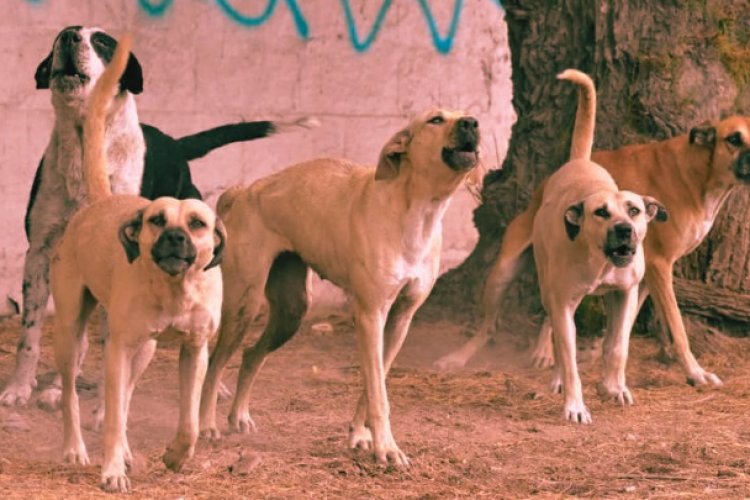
24, 159, 44, 240
90, 31, 143, 95
176, 121, 275, 161
34, 52, 54, 89
564, 202, 584, 241
689, 125, 716, 147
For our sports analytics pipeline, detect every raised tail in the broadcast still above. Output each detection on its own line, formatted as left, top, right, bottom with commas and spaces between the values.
83, 33, 133, 202
176, 116, 320, 161
557, 69, 596, 162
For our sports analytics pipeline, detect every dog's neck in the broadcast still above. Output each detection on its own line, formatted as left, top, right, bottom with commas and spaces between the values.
679, 137, 737, 222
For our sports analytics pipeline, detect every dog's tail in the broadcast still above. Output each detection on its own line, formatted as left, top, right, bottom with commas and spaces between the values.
83, 34, 133, 202
557, 69, 596, 162
176, 117, 320, 161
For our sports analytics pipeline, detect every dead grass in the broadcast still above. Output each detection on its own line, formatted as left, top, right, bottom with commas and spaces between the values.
2, 313, 750, 498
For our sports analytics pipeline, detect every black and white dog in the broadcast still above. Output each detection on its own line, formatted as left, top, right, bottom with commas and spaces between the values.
0, 26, 316, 406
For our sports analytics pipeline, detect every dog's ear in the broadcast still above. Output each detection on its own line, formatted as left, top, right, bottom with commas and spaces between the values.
118, 209, 144, 263
689, 122, 716, 148
204, 217, 226, 271
375, 128, 411, 181
564, 202, 584, 241
642, 196, 668, 223
34, 51, 54, 89
119, 52, 143, 95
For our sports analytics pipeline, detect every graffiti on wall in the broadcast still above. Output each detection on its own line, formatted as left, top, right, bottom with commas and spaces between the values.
27, 0, 504, 54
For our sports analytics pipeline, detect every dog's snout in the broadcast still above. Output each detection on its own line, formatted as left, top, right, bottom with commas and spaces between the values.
614, 223, 633, 239
458, 117, 479, 131
734, 151, 750, 181
163, 228, 187, 245
60, 29, 82, 46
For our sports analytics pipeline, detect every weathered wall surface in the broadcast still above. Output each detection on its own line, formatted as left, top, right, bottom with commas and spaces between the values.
0, 0, 513, 315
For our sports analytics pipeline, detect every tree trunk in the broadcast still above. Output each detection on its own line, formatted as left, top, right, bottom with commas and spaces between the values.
423, 0, 750, 340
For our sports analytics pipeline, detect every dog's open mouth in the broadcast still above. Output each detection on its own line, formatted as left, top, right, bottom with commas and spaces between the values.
442, 141, 479, 171
51, 59, 89, 87
604, 244, 636, 268
153, 255, 195, 276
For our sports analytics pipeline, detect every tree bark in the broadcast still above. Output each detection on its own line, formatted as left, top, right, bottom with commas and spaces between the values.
423, 0, 750, 338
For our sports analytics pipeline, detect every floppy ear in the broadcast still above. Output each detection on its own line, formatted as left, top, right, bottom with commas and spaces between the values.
689, 122, 716, 148
119, 52, 143, 94
375, 128, 411, 181
34, 51, 54, 89
118, 209, 144, 263
204, 217, 226, 271
642, 196, 668, 223
564, 202, 584, 241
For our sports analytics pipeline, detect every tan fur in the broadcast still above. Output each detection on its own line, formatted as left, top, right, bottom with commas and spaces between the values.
50, 36, 225, 493
558, 69, 596, 161
199, 109, 481, 467
83, 33, 133, 202
436, 90, 750, 392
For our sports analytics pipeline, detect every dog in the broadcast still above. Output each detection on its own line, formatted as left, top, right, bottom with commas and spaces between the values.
435, 92, 750, 390
530, 70, 665, 422
1, 25, 315, 407
51, 34, 224, 493
197, 108, 482, 466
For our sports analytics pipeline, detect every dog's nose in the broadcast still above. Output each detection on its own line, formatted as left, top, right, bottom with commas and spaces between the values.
60, 30, 82, 45
162, 228, 187, 245
458, 117, 479, 130
614, 223, 633, 239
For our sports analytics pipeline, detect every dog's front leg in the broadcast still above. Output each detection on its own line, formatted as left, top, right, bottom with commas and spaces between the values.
163, 341, 208, 472
549, 302, 591, 424
598, 289, 637, 405
353, 304, 409, 466
101, 339, 132, 493
645, 260, 722, 386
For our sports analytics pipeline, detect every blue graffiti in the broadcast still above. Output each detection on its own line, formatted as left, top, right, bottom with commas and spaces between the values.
34, 0, 504, 54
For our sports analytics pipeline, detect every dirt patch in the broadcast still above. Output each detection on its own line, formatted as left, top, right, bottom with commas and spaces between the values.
1, 312, 750, 498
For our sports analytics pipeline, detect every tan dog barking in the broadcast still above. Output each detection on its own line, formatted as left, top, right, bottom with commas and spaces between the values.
199, 108, 482, 466
50, 35, 225, 493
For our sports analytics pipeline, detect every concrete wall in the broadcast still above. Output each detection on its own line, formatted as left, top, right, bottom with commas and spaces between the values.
0, 0, 513, 315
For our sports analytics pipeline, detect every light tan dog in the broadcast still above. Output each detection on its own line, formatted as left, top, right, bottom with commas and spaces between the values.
50, 35, 224, 493
199, 109, 482, 466
531, 70, 666, 422
436, 89, 750, 390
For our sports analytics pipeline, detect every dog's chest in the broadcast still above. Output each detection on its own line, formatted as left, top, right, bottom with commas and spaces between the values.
147, 301, 219, 342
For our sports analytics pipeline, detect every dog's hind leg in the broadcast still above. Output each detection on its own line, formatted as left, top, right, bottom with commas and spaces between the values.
53, 284, 96, 466
597, 288, 637, 406
227, 252, 310, 434
434, 211, 534, 371
349, 289, 425, 454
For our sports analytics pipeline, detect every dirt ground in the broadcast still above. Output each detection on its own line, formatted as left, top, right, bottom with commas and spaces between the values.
1, 309, 750, 499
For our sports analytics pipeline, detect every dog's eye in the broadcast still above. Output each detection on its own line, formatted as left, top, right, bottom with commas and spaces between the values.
628, 207, 641, 217
726, 132, 743, 147
189, 218, 207, 230
148, 214, 166, 227
593, 207, 610, 219
427, 116, 445, 125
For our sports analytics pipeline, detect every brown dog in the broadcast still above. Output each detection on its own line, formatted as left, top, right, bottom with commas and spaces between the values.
199, 109, 481, 466
435, 110, 750, 387
50, 36, 224, 493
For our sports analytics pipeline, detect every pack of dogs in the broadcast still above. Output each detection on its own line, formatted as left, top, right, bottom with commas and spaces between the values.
1, 26, 748, 492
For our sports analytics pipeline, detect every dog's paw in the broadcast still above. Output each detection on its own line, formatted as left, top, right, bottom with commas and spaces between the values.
200, 426, 222, 441
217, 381, 233, 401
101, 473, 131, 494
62, 442, 90, 465
563, 400, 592, 424
687, 368, 723, 387
162, 440, 194, 472
531, 344, 555, 369
374, 441, 410, 468
0, 381, 33, 407
598, 382, 634, 406
432, 354, 466, 371
348, 424, 373, 451
549, 371, 563, 395
228, 409, 257, 434
37, 386, 62, 412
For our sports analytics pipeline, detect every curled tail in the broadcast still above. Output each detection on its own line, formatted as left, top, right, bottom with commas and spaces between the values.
83, 33, 133, 202
557, 69, 596, 162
